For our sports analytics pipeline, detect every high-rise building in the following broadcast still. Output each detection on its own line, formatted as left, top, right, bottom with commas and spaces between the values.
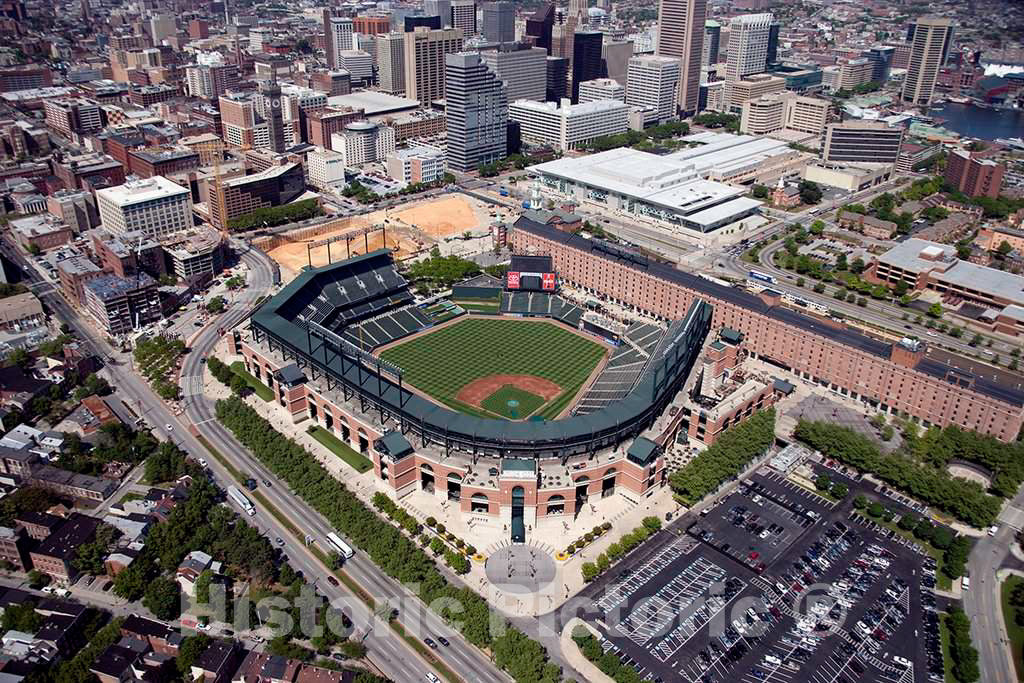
509, 98, 629, 150
945, 149, 1004, 199
739, 91, 829, 136
149, 15, 176, 44
377, 33, 407, 94
96, 176, 193, 240
258, 80, 286, 153
328, 17, 355, 69
725, 13, 774, 84
655, 0, 706, 114
185, 52, 240, 99
43, 98, 103, 139
424, 0, 452, 27
309, 71, 352, 97
600, 40, 634, 85
307, 107, 366, 149
823, 121, 904, 165
445, 52, 508, 172
766, 20, 780, 65
338, 50, 374, 85
404, 15, 443, 32
208, 163, 305, 230
546, 56, 569, 101
354, 16, 391, 35
571, 31, 603, 102
483, 2, 515, 44
568, 0, 587, 23
330, 122, 396, 166
902, 17, 954, 106
525, 4, 555, 54
480, 44, 547, 102
702, 20, 721, 68
403, 28, 463, 104
626, 55, 681, 123
451, 0, 477, 37
578, 78, 625, 103
862, 46, 895, 84
323, 9, 338, 69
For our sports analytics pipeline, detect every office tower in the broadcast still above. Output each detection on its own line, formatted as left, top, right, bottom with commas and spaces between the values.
377, 33, 406, 94
354, 16, 391, 35
424, 0, 452, 27
578, 78, 624, 103
601, 40, 633, 85
451, 0, 477, 36
185, 57, 240, 99
766, 20, 780, 65
702, 20, 721, 67
310, 70, 352, 97
403, 28, 464, 104
330, 122, 396, 166
445, 52, 508, 172
509, 99, 629, 150
258, 80, 286, 153
405, 15, 442, 31
569, 0, 587, 23
571, 31, 603, 102
149, 14, 176, 44
823, 121, 904, 165
480, 44, 547, 101
328, 17, 355, 68
725, 13, 774, 83
525, 4, 555, 54
546, 56, 568, 101
862, 46, 894, 83
338, 50, 374, 85
96, 177, 193, 240
43, 98, 103, 138
945, 149, 1004, 198
323, 9, 337, 68
655, 0, 706, 114
189, 19, 210, 40
902, 17, 954, 106
626, 55, 681, 123
739, 92, 829, 136
483, 2, 515, 44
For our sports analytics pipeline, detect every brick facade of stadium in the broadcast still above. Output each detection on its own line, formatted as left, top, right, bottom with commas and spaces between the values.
510, 222, 1024, 442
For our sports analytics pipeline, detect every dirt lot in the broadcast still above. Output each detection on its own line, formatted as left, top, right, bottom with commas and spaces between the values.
267, 194, 494, 279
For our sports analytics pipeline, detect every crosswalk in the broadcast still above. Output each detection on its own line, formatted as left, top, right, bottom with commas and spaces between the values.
180, 374, 204, 397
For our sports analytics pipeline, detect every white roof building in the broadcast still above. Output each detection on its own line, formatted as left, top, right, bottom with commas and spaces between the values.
508, 98, 630, 151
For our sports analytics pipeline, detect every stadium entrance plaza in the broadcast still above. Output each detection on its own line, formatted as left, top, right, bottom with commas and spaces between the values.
206, 336, 892, 615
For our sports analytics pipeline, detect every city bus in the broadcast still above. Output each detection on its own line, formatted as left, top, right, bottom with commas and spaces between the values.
326, 532, 355, 560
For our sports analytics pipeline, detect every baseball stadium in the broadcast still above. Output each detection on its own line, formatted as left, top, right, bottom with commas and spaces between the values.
246, 246, 712, 460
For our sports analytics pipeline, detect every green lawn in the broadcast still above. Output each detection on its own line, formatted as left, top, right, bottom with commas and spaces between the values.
379, 317, 606, 420
480, 385, 546, 419
308, 426, 373, 473
1001, 575, 1024, 681
454, 300, 500, 313
230, 361, 275, 401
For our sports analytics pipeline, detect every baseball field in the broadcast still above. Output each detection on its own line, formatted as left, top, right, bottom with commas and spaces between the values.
378, 318, 607, 420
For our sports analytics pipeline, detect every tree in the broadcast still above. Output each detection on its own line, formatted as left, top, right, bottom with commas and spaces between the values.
6, 347, 31, 370
798, 180, 822, 205
851, 257, 866, 274
815, 474, 832, 491
752, 184, 769, 199
830, 483, 848, 499
206, 296, 226, 314
338, 640, 367, 659
176, 634, 211, 676
27, 569, 49, 589
998, 240, 1014, 257
195, 569, 214, 604
927, 302, 943, 318
143, 577, 182, 620
581, 562, 599, 582
25, 243, 40, 256
2, 601, 41, 633
73, 523, 118, 575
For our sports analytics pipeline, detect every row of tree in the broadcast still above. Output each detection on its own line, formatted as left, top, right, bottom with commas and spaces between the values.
580, 517, 662, 582
214, 396, 561, 683
404, 246, 481, 292
945, 607, 980, 683
228, 198, 323, 232
669, 410, 776, 505
901, 424, 1024, 499
794, 420, 1002, 527
572, 628, 645, 683
578, 120, 692, 154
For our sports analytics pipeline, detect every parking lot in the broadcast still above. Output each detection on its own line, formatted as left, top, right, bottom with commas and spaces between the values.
586, 466, 942, 683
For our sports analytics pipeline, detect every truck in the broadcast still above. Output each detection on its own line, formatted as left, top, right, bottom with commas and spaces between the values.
227, 485, 256, 516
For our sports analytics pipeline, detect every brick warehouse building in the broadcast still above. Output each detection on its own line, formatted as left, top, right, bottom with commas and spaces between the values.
509, 219, 1024, 441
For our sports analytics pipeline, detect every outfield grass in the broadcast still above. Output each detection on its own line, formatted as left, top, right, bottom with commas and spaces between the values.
380, 318, 605, 420
308, 426, 373, 473
1002, 574, 1024, 681
480, 385, 546, 419
230, 361, 275, 401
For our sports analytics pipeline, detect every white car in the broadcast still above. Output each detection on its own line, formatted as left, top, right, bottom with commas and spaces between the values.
165, 424, 173, 431
962, 576, 971, 591
988, 525, 999, 537
764, 655, 782, 666
198, 458, 208, 468
893, 656, 912, 668
425, 674, 441, 683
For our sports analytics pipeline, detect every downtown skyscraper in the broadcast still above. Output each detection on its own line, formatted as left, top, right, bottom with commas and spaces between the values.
655, 0, 706, 115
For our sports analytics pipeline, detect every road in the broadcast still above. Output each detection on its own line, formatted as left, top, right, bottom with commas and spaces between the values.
1, 237, 506, 683
964, 495, 1024, 683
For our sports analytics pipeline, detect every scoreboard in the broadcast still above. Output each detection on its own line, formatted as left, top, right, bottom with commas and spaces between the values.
507, 270, 556, 291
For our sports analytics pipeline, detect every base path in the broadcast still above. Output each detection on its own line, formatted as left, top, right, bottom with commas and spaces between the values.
457, 374, 562, 408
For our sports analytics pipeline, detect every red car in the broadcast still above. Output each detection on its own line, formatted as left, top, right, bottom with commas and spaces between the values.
748, 551, 760, 560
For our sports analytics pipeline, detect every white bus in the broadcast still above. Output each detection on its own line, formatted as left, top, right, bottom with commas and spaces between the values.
326, 532, 354, 559
227, 485, 256, 516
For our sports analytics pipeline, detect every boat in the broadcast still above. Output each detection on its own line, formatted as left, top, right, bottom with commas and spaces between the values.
996, 137, 1024, 150
948, 96, 970, 104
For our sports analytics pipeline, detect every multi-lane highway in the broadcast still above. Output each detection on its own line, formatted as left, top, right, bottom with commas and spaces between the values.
1, 237, 508, 683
